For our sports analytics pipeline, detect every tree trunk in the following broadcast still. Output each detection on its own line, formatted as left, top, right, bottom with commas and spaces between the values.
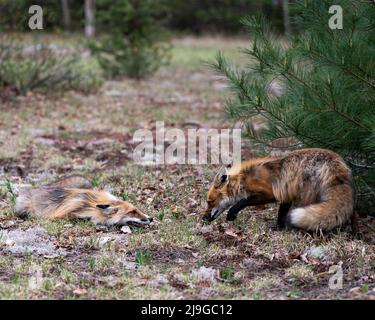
282, 0, 290, 36
84, 0, 95, 38
61, 0, 71, 30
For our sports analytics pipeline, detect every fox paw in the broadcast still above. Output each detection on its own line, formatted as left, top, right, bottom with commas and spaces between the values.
226, 213, 237, 221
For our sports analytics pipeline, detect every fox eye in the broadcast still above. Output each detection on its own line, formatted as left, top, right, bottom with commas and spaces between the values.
220, 174, 227, 184
96, 204, 110, 210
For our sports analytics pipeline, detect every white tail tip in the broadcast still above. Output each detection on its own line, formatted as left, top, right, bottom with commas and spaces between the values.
289, 208, 307, 226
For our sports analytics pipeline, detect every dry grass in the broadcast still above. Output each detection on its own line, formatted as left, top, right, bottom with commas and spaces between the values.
0, 35, 374, 300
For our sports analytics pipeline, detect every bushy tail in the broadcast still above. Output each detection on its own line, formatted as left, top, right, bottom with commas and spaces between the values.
288, 184, 353, 231
15, 175, 91, 218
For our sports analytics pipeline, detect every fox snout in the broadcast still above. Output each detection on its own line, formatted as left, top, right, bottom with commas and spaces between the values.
203, 208, 219, 222
202, 213, 211, 222
203, 203, 220, 222
203, 204, 212, 221
96, 201, 153, 227
139, 216, 154, 224
118, 209, 153, 226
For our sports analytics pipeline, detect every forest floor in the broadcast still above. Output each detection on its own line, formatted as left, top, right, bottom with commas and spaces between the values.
0, 35, 374, 300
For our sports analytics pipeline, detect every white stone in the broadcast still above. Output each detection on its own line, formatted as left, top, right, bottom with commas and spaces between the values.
120, 226, 132, 234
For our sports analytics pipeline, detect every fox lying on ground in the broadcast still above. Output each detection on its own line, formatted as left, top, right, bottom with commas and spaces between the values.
204, 148, 356, 232
15, 175, 153, 227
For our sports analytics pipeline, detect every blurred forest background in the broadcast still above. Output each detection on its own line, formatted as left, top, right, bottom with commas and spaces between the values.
0, 0, 290, 34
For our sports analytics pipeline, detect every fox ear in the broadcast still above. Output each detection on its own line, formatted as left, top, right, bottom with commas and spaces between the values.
96, 204, 117, 215
214, 166, 229, 187
262, 159, 282, 172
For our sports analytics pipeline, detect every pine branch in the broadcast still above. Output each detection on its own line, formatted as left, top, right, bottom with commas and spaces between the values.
307, 49, 375, 90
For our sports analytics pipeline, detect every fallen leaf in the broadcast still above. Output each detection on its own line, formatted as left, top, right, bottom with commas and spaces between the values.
224, 228, 238, 238
0, 220, 16, 229
73, 288, 87, 296
44, 254, 59, 259
138, 278, 148, 286
300, 253, 309, 263
349, 287, 361, 296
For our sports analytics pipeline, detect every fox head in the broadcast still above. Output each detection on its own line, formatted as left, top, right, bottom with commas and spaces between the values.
203, 166, 239, 222
95, 200, 153, 227
203, 160, 278, 222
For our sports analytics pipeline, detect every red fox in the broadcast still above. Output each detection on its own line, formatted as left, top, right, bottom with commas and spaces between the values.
204, 148, 355, 232
15, 176, 153, 227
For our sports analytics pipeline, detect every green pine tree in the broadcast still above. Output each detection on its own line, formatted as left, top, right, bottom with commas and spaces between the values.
213, 0, 375, 215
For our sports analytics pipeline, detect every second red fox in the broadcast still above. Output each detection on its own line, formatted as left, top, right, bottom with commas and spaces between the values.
204, 148, 355, 232
15, 176, 153, 227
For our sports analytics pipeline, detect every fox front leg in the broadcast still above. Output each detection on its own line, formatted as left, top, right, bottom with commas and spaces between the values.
227, 194, 276, 221
277, 202, 292, 228
227, 198, 253, 221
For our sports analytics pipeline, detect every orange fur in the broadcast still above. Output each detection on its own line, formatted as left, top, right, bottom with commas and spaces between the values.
205, 148, 354, 231
16, 178, 152, 226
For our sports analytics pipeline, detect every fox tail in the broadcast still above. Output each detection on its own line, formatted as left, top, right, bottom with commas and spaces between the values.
288, 184, 353, 231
